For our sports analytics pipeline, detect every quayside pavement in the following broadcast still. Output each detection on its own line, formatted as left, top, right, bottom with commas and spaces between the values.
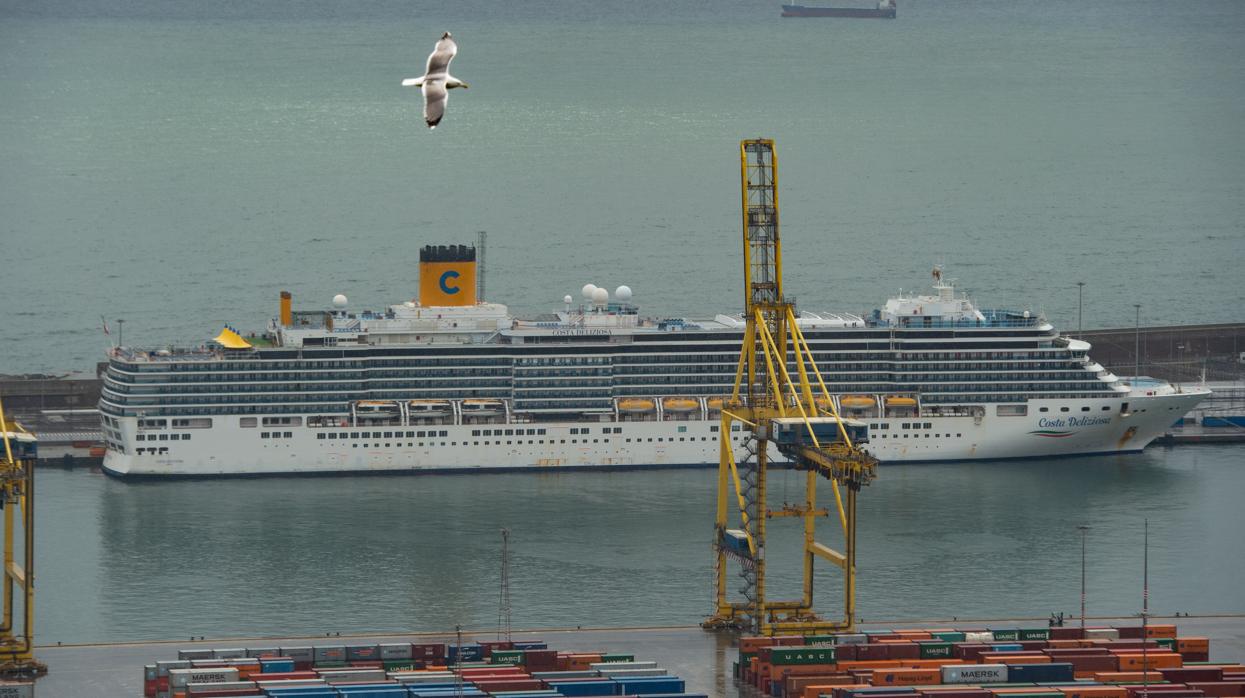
33, 615, 1245, 697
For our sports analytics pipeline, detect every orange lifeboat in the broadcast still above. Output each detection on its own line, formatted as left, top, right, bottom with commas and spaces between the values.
840, 395, 875, 409
885, 396, 917, 407
662, 397, 699, 413
407, 399, 451, 418
617, 398, 657, 414
706, 397, 726, 412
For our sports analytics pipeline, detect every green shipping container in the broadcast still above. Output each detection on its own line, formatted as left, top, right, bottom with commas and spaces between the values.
1155, 638, 1176, 650
919, 642, 953, 659
770, 646, 835, 665
1019, 628, 1050, 641
490, 650, 525, 665
599, 653, 634, 663
383, 660, 419, 671
991, 629, 1021, 641
931, 632, 966, 643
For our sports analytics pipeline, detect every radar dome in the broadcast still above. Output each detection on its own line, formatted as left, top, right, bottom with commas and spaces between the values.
333, 294, 348, 308
563, 295, 573, 305
615, 285, 633, 301
1023, 310, 1030, 319
592, 287, 609, 305
581, 284, 598, 300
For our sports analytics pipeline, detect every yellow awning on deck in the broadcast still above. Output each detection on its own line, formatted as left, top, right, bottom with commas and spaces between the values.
212, 327, 253, 350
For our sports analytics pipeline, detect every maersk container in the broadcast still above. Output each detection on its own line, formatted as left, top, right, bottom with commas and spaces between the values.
178, 649, 215, 660
313, 645, 346, 663
169, 666, 241, 689
377, 643, 413, 660
942, 664, 1008, 684
1006, 663, 1075, 683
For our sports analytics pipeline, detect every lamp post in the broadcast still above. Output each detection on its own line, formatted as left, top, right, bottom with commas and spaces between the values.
1133, 304, 1141, 378
1077, 525, 1090, 627
117, 318, 125, 349
1077, 282, 1085, 337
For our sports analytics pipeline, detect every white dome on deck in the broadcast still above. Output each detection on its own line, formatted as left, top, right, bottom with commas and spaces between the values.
333, 294, 348, 308
615, 285, 633, 301
581, 284, 598, 300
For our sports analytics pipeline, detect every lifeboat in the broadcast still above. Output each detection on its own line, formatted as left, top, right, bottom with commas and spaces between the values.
840, 395, 875, 409
884, 396, 918, 407
662, 397, 699, 413
617, 398, 657, 414
355, 400, 399, 418
461, 399, 505, 417
814, 396, 834, 411
407, 399, 451, 418
706, 397, 726, 412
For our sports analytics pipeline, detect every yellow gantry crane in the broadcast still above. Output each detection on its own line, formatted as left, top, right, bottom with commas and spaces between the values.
0, 397, 43, 678
703, 139, 879, 636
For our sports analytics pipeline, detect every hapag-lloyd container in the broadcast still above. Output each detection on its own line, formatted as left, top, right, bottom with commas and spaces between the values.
313, 645, 346, 663
943, 663, 1009, 684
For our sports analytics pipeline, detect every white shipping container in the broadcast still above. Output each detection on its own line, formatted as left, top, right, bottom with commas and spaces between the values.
0, 682, 34, 698
280, 646, 315, 662
319, 669, 388, 683
964, 631, 995, 644
942, 663, 1008, 684
246, 646, 281, 658
212, 648, 247, 659
589, 661, 658, 671
177, 649, 215, 660
596, 667, 668, 677
255, 679, 327, 689
169, 667, 241, 689
392, 671, 456, 683
156, 659, 191, 677
379, 643, 414, 660
1086, 628, 1121, 640
834, 633, 868, 645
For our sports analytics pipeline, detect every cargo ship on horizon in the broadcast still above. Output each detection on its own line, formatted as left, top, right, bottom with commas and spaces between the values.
98, 244, 1207, 477
782, 0, 897, 19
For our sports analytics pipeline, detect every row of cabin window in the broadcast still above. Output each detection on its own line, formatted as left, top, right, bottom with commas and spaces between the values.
135, 433, 191, 441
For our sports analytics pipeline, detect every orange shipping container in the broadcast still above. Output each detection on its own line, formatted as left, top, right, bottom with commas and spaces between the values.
1058, 687, 1128, 698
983, 654, 1052, 664
1115, 652, 1183, 671
1145, 625, 1178, 639
1092, 671, 1166, 683
836, 660, 905, 671
1177, 638, 1210, 653
741, 637, 778, 653
872, 668, 942, 686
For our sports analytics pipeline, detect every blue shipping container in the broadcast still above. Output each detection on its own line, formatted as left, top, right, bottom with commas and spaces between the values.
546, 679, 619, 696
615, 677, 687, 695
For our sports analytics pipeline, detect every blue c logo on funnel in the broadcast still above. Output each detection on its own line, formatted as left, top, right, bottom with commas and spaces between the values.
439, 270, 460, 294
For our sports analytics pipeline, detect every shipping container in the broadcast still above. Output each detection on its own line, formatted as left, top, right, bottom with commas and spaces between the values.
1005, 663, 1075, 683
942, 664, 1008, 684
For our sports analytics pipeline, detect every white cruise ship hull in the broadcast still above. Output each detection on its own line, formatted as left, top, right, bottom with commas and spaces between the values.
101, 390, 1206, 478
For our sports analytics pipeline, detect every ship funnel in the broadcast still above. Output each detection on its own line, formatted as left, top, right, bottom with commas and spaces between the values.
418, 244, 477, 307
280, 291, 292, 327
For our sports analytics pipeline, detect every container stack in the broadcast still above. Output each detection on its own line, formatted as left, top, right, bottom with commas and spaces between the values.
735, 625, 1242, 698
142, 639, 704, 698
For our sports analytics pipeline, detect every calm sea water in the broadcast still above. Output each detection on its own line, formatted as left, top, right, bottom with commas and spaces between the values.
4, 0, 1244, 644
35, 444, 1245, 644
2, 0, 1243, 376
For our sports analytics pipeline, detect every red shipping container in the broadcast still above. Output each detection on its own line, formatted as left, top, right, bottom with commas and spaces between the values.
889, 644, 921, 661
857, 644, 893, 661
524, 649, 558, 672
411, 643, 446, 660
1050, 628, 1087, 641
472, 679, 543, 692
1187, 683, 1245, 698
955, 645, 992, 661
1162, 669, 1225, 683
836, 645, 859, 661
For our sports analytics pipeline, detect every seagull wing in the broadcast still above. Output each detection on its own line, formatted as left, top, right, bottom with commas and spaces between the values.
424, 35, 457, 80
423, 80, 448, 129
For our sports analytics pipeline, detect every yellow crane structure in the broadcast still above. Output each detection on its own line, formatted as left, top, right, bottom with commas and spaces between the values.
703, 139, 879, 636
0, 397, 43, 678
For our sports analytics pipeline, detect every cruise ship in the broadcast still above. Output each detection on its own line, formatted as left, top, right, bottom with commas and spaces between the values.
98, 245, 1209, 478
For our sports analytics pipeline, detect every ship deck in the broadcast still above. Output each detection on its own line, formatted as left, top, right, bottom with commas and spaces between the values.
34, 615, 1245, 696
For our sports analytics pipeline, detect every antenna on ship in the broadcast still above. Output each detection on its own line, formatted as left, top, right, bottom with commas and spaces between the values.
477, 230, 487, 303
498, 527, 513, 643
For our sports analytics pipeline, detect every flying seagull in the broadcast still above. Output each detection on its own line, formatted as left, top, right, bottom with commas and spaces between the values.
402, 32, 468, 129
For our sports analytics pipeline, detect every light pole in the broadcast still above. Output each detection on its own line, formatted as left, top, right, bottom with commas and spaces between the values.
1077, 525, 1090, 627
1133, 304, 1141, 378
117, 318, 125, 349
1077, 282, 1085, 337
